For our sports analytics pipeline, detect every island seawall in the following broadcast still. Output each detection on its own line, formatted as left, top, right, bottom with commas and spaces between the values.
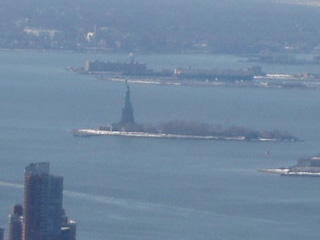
73, 128, 295, 142
260, 155, 320, 177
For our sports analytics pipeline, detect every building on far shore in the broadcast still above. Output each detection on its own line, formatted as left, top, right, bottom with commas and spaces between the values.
85, 60, 147, 75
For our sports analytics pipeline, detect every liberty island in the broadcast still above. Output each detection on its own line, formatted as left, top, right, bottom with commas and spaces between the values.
73, 84, 297, 142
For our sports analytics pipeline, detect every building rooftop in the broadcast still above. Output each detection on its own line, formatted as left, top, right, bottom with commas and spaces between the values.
25, 162, 50, 175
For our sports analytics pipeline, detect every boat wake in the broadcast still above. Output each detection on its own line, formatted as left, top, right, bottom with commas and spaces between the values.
64, 190, 195, 216
0, 180, 23, 189
0, 180, 283, 223
0, 180, 204, 216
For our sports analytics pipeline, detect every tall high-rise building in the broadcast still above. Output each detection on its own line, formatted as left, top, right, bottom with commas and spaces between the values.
61, 211, 76, 240
23, 162, 63, 240
0, 227, 4, 240
8, 204, 23, 240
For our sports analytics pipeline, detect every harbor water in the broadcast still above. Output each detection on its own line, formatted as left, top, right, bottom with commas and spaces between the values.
1, 50, 320, 240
